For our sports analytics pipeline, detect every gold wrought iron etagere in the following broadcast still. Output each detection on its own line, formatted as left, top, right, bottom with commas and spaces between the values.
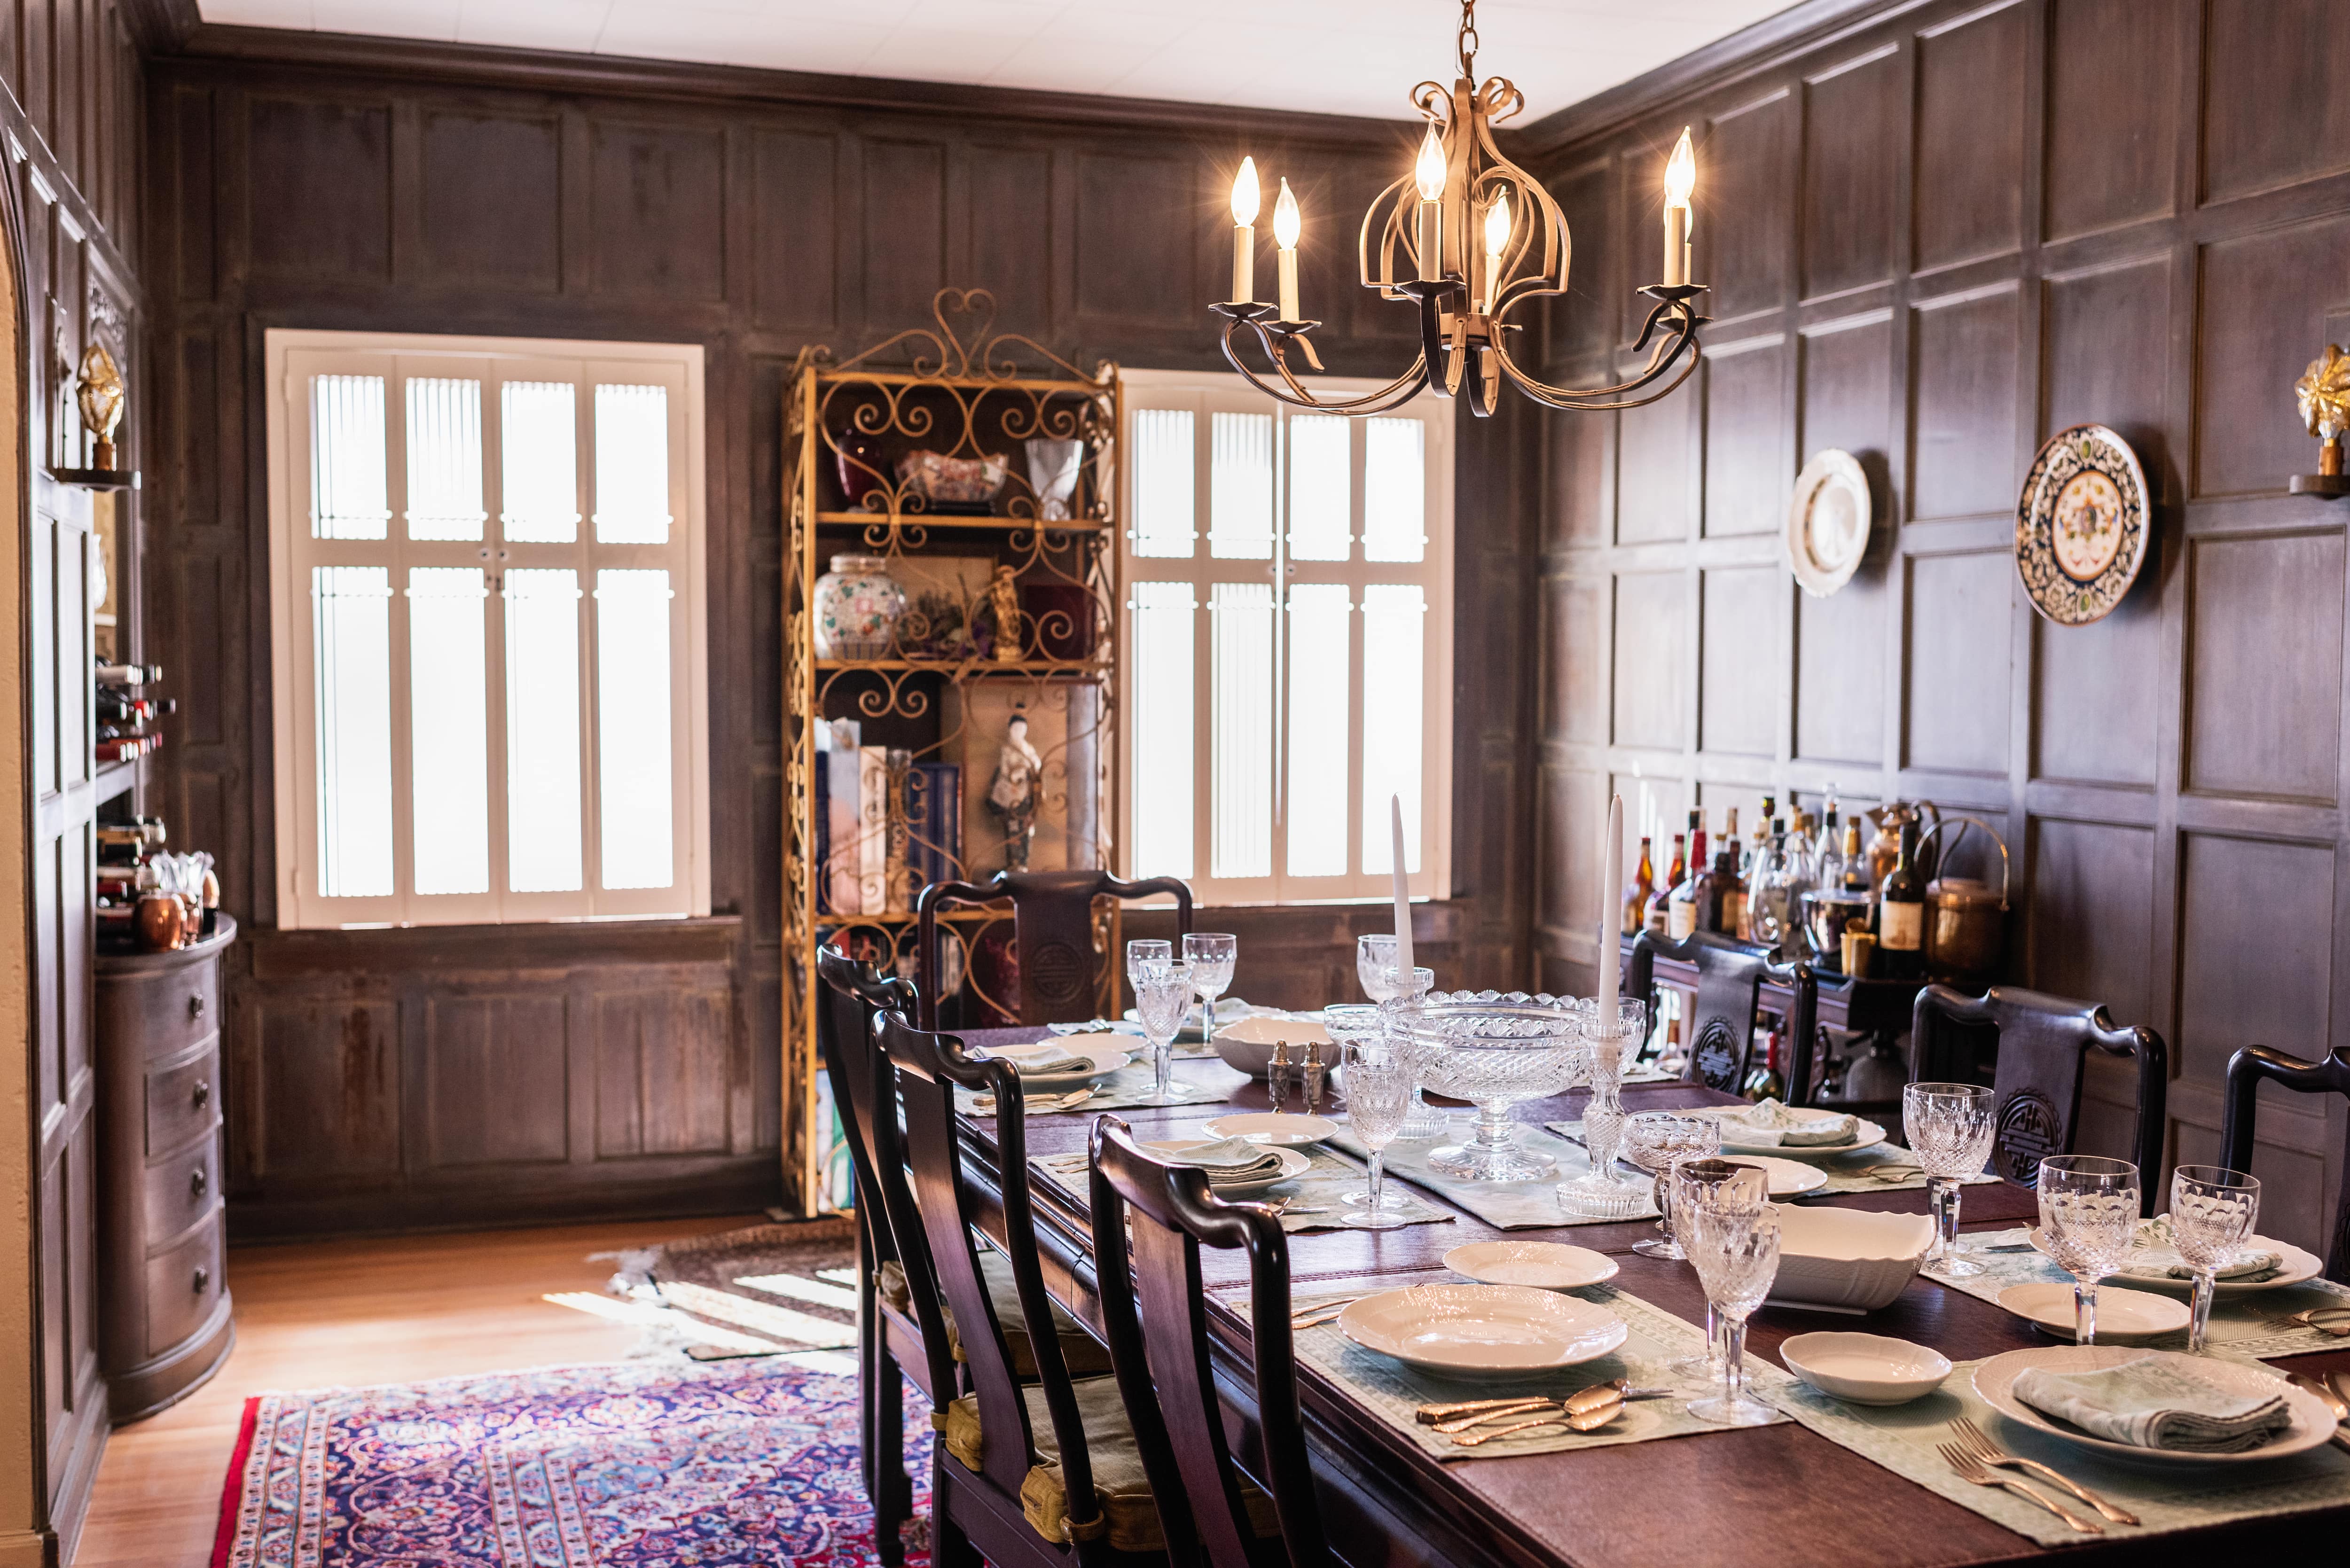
782, 288, 1123, 1211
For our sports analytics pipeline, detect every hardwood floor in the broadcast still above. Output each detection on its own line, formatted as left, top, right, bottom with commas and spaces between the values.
72, 1213, 772, 1568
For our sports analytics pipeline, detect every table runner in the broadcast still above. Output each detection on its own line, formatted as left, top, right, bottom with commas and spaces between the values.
1030, 1147, 1455, 1235
1543, 1123, 2001, 1200
1327, 1125, 1661, 1230
1238, 1279, 1790, 1461
955, 1060, 1235, 1117
1927, 1226, 2350, 1360
1770, 1355, 2350, 1548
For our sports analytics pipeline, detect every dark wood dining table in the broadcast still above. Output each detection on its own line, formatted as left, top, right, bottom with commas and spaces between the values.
952, 1027, 2350, 1568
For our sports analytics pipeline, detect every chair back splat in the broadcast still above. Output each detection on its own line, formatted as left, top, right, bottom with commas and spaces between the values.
1089, 1117, 1330, 1568
1627, 928, 1775, 1094
917, 870, 1194, 1028
2220, 1043, 2350, 1283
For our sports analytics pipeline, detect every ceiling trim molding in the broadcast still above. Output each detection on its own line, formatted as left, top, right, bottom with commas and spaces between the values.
1514, 0, 1930, 158
120, 0, 201, 55
159, 22, 1423, 149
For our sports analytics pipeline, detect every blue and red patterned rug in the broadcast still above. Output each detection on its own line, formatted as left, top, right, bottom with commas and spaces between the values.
212, 1357, 931, 1568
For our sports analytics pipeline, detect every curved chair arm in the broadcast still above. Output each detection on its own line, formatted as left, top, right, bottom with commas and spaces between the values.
2221, 1044, 2350, 1173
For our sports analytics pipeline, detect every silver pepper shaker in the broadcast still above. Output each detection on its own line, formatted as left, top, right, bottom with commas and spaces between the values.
1300, 1040, 1327, 1115
1267, 1040, 1292, 1112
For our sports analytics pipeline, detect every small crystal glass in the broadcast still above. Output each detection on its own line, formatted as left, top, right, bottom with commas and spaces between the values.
1559, 998, 1647, 1218
2170, 1165, 2260, 1353
1358, 939, 1448, 1139
1901, 1082, 1996, 1278
1388, 991, 1584, 1182
1677, 1159, 1780, 1427
1124, 939, 1171, 1014
1622, 1112, 1721, 1260
2037, 1155, 2140, 1345
1182, 932, 1237, 1041
1130, 959, 1193, 1105
1324, 1004, 1406, 1209
1339, 1033, 1415, 1229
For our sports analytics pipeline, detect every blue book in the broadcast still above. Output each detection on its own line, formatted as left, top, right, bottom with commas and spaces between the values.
811, 747, 831, 916
906, 762, 961, 896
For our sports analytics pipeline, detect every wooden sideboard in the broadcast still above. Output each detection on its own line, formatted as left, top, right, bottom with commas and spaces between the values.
94, 914, 237, 1422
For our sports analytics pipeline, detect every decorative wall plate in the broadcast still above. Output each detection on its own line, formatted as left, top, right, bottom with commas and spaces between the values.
1785, 450, 1872, 597
2015, 424, 2148, 625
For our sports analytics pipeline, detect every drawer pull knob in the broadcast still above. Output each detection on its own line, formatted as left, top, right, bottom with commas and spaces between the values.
189, 992, 206, 1019
192, 1079, 211, 1109
192, 1267, 209, 1294
190, 1168, 208, 1198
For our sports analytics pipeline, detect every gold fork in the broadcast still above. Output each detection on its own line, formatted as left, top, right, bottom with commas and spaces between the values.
1946, 1418, 2138, 1525
1289, 1295, 1366, 1329
2266, 1306, 2350, 1335
1937, 1444, 2103, 1534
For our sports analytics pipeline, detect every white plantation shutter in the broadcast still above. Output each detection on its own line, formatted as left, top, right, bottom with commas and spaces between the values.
269, 332, 709, 928
1120, 371, 1452, 906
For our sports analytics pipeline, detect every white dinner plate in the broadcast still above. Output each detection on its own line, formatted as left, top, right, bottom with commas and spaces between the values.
1443, 1241, 1620, 1292
1138, 1139, 1310, 1195
1721, 1155, 1829, 1197
1972, 1346, 2338, 1466
1997, 1281, 2189, 1342
1704, 1111, 1888, 1159
1337, 1284, 1627, 1381
974, 1040, 1131, 1088
1199, 1113, 1339, 1147
2025, 1226, 2327, 1295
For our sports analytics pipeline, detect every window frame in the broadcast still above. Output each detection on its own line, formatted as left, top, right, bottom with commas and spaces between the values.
264, 328, 712, 930
1117, 367, 1454, 908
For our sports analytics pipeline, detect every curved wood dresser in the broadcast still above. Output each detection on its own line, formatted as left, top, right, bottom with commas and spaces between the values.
95, 913, 237, 1421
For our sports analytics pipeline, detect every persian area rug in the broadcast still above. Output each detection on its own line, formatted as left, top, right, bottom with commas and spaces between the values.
212, 1357, 932, 1568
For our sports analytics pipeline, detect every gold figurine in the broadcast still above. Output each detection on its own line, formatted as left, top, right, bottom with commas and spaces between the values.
989, 564, 1021, 663
76, 341, 125, 471
2297, 344, 2350, 478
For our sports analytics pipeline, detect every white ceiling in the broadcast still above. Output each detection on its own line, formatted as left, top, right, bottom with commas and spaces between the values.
198, 0, 1793, 123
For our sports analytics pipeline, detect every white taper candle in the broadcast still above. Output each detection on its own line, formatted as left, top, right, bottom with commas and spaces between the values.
1390, 794, 1415, 989
1598, 793, 1622, 1030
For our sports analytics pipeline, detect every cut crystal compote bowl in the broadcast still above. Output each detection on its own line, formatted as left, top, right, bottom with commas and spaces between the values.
1383, 991, 1585, 1182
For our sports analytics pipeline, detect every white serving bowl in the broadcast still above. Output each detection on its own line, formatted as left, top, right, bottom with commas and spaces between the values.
1768, 1205, 1934, 1311
1779, 1332, 1951, 1405
1209, 1014, 1330, 1079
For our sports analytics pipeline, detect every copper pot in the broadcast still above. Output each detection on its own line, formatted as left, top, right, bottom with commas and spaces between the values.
134, 891, 185, 951
1919, 817, 2010, 983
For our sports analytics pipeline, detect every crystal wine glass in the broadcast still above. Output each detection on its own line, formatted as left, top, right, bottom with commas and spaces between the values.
1182, 932, 1237, 1043
1130, 959, 1193, 1106
1357, 942, 1447, 1139
2037, 1155, 2140, 1345
1621, 1112, 1721, 1259
2170, 1165, 2260, 1353
1125, 939, 1170, 1021
1676, 1159, 1780, 1426
1559, 998, 1646, 1217
1338, 1033, 1415, 1229
1323, 1004, 1404, 1209
1901, 1082, 1996, 1278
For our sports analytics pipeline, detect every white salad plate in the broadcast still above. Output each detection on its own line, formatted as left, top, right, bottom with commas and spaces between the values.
975, 1040, 1132, 1088
2025, 1226, 2326, 1296
1199, 1113, 1340, 1147
1138, 1139, 1309, 1195
1336, 1284, 1627, 1382
1722, 1155, 1829, 1197
1779, 1332, 1950, 1405
1997, 1281, 2189, 1342
1443, 1241, 1619, 1292
1704, 1112, 1888, 1160
1972, 1346, 2337, 1466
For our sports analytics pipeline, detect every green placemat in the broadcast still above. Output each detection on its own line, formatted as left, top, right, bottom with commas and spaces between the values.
1327, 1124, 1660, 1230
1928, 1226, 2350, 1360
1030, 1147, 1455, 1235
1770, 1356, 2350, 1548
1543, 1122, 2002, 1199
1241, 1279, 1788, 1462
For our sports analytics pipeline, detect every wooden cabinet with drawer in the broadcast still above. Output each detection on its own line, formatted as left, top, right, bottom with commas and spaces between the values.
95, 914, 237, 1421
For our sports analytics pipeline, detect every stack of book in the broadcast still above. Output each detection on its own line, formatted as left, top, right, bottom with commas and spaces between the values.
812, 718, 962, 918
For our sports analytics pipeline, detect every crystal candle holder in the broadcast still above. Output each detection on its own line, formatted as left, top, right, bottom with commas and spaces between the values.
1558, 998, 1647, 1218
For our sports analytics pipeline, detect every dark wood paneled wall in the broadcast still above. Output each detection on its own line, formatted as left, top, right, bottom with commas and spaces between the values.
1529, 0, 2350, 1255
142, 35, 1535, 1236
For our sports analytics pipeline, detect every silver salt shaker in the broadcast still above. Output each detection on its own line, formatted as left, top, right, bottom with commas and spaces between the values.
1300, 1040, 1328, 1115
1267, 1040, 1292, 1111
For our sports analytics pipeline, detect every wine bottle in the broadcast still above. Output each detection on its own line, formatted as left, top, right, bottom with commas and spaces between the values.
1878, 819, 1926, 978
94, 661, 162, 687
1654, 832, 1686, 928
1748, 796, 1775, 880
1708, 833, 1747, 938
1667, 811, 1707, 941
1743, 1023, 1787, 1102
1622, 836, 1655, 936
1841, 820, 1866, 894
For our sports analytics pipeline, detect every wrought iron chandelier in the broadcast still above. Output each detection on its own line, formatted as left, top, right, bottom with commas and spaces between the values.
1213, 0, 1709, 419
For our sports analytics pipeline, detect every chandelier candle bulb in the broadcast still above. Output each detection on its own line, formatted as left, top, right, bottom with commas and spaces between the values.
1230, 157, 1261, 303
1661, 127, 1696, 288
1481, 188, 1512, 312
1274, 178, 1302, 322
1414, 124, 1446, 281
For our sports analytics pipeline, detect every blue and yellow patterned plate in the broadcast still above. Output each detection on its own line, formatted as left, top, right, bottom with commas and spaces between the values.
2015, 424, 2148, 626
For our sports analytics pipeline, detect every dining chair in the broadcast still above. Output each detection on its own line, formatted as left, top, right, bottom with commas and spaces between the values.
1768, 958, 1825, 1107
1089, 1117, 1323, 1568
1909, 984, 2168, 1214
880, 1011, 1158, 1568
1627, 928, 1774, 1094
2218, 1043, 2350, 1283
916, 869, 1194, 1028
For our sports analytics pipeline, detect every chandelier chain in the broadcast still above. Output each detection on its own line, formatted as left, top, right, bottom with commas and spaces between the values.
1455, 0, 1479, 78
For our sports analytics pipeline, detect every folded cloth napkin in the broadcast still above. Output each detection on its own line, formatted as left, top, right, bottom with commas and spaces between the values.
980, 1044, 1089, 1077
1153, 1137, 1286, 1184
2118, 1216, 2284, 1281
2012, 1356, 2295, 1452
1712, 1098, 1858, 1147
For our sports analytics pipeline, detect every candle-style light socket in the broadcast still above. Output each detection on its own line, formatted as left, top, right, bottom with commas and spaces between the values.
1661, 205, 1691, 288
1233, 225, 1255, 305
1277, 250, 1300, 325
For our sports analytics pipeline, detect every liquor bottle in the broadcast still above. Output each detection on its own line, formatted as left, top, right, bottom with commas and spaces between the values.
1840, 820, 1867, 894
1667, 811, 1707, 941
1749, 817, 1795, 955
1743, 1022, 1787, 1102
1654, 832, 1686, 927
1877, 819, 1926, 978
1622, 836, 1655, 936
1816, 807, 1844, 889
94, 661, 162, 687
1707, 832, 1747, 937
1748, 796, 1776, 879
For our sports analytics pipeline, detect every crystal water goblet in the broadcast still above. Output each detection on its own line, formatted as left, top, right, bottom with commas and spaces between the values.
2037, 1155, 2140, 1345
1901, 1082, 1996, 1278
1324, 1004, 1405, 1209
1559, 998, 1646, 1217
1375, 961, 1448, 1138
2170, 1165, 2260, 1353
1622, 1112, 1720, 1260
1338, 1034, 1415, 1229
1130, 959, 1193, 1105
1182, 932, 1237, 1042
1677, 1159, 1779, 1426
1124, 939, 1170, 1019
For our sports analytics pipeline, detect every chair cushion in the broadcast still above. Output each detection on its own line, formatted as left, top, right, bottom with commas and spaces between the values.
877, 1251, 1115, 1378
941, 1375, 1277, 1552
